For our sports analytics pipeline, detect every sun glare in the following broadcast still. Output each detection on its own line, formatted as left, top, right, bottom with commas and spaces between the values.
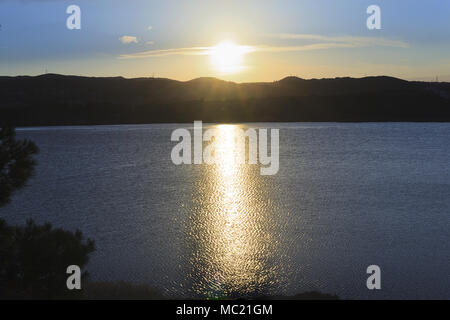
209, 41, 252, 74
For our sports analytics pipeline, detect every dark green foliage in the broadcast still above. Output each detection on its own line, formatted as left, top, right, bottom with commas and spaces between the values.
0, 218, 95, 299
0, 127, 95, 299
0, 127, 39, 206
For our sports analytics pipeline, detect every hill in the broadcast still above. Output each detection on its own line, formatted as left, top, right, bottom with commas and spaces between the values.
1, 74, 449, 125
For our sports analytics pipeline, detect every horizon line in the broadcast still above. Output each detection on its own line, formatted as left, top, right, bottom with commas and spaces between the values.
1, 73, 448, 84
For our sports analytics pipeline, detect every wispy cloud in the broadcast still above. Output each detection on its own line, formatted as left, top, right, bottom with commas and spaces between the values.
120, 46, 211, 59
254, 43, 357, 53
119, 33, 408, 59
119, 36, 138, 44
268, 33, 409, 48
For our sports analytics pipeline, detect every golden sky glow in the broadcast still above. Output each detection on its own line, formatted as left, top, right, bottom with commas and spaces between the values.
2, 0, 450, 82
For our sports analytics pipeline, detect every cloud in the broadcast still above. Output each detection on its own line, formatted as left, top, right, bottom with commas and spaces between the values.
147, 26, 153, 31
120, 46, 211, 59
119, 36, 138, 44
119, 33, 408, 59
254, 43, 360, 53
267, 33, 409, 48
146, 41, 155, 45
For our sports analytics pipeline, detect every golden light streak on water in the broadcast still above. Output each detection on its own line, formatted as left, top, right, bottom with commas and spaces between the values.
186, 124, 282, 298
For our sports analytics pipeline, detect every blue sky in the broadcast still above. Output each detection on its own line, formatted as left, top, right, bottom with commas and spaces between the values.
0, 0, 449, 81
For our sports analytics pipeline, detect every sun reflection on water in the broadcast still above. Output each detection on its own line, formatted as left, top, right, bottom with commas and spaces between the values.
186, 124, 282, 298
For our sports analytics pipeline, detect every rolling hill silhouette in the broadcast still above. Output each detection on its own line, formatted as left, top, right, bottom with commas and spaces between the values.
1, 74, 449, 125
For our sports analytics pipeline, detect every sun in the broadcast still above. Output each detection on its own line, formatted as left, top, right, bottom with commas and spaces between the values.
209, 41, 252, 74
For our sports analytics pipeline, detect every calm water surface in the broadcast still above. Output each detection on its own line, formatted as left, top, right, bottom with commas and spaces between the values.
1, 123, 449, 299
